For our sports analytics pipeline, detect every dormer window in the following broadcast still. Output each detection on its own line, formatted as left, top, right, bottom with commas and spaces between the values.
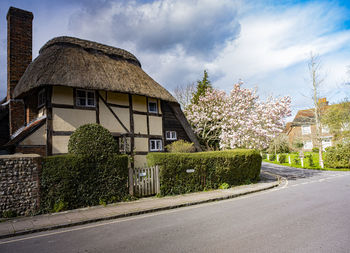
148, 101, 158, 113
76, 89, 95, 107
38, 89, 46, 107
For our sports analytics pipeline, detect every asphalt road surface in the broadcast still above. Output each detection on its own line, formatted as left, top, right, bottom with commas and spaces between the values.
1, 162, 349, 253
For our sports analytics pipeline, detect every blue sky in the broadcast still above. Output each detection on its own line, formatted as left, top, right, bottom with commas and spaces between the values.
0, 0, 349, 120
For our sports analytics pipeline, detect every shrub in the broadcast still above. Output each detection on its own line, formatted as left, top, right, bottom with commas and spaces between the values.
166, 140, 195, 153
293, 157, 300, 165
312, 147, 319, 153
68, 123, 118, 161
147, 149, 261, 196
279, 154, 286, 163
219, 183, 230, 189
269, 154, 276, 161
261, 153, 267, 159
40, 154, 128, 213
324, 143, 350, 168
307, 154, 315, 167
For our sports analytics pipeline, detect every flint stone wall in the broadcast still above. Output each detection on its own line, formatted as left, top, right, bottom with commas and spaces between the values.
0, 154, 42, 216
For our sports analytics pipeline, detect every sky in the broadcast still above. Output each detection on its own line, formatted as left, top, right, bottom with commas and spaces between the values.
0, 0, 349, 121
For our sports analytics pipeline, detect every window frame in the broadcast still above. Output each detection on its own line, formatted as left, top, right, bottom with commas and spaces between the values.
38, 89, 46, 108
165, 131, 177, 140
148, 100, 158, 114
303, 140, 313, 150
301, 125, 311, 135
75, 89, 96, 108
149, 139, 162, 152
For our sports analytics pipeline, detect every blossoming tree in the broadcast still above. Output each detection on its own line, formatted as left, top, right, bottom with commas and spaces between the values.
185, 82, 291, 150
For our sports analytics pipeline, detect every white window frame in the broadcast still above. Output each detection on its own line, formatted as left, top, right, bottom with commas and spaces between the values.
341, 122, 350, 131
76, 89, 95, 107
322, 137, 332, 151
166, 131, 177, 140
303, 140, 313, 150
301, 125, 311, 135
38, 89, 45, 107
149, 139, 162, 151
322, 125, 329, 134
148, 101, 158, 114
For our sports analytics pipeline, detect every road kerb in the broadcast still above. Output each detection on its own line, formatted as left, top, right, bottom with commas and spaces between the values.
0, 174, 281, 240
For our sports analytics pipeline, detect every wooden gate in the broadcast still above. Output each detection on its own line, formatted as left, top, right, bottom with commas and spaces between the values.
132, 166, 160, 197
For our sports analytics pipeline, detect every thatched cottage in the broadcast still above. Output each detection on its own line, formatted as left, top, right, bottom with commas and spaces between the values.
0, 7, 201, 167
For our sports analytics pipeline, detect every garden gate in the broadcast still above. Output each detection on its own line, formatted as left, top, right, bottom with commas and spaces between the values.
132, 166, 160, 197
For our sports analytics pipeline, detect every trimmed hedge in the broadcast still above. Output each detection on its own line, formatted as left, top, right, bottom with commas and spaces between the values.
68, 123, 118, 161
324, 144, 350, 168
147, 149, 261, 196
40, 154, 128, 213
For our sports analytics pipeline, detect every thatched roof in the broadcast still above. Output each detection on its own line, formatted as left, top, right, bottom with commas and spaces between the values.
13, 36, 177, 102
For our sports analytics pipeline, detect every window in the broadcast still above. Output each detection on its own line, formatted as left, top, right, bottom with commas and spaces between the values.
303, 140, 313, 150
341, 122, 350, 131
322, 125, 329, 134
166, 131, 177, 140
38, 89, 45, 107
76, 89, 95, 107
150, 139, 162, 151
148, 101, 158, 113
322, 138, 332, 150
301, 125, 311, 135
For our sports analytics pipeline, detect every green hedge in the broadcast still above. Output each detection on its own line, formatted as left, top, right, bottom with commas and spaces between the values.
147, 149, 261, 196
40, 154, 128, 213
68, 123, 118, 161
324, 144, 350, 168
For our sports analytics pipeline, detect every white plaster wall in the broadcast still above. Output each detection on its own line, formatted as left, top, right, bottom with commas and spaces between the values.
107, 92, 129, 106
99, 100, 129, 133
134, 114, 147, 134
149, 116, 163, 135
133, 95, 147, 112
52, 108, 96, 131
134, 137, 149, 152
52, 135, 70, 154
134, 155, 148, 168
52, 86, 74, 105
19, 125, 46, 146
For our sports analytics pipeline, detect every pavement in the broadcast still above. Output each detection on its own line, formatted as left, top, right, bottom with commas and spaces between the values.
0, 171, 281, 239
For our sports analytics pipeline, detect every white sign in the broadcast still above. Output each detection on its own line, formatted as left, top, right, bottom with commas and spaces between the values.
139, 172, 147, 177
186, 169, 195, 173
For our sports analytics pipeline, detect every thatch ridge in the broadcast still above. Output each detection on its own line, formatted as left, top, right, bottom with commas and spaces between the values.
40, 36, 141, 67
13, 36, 177, 103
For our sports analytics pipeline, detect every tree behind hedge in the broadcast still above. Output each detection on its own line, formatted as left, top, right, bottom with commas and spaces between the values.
68, 123, 118, 160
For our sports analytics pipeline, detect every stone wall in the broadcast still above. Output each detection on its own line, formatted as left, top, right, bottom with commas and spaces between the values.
0, 154, 41, 217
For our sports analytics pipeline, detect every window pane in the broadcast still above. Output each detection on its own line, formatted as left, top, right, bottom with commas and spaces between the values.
78, 98, 86, 106
87, 98, 95, 106
87, 92, 95, 99
77, 90, 86, 98
151, 140, 156, 150
156, 140, 162, 150
149, 102, 157, 113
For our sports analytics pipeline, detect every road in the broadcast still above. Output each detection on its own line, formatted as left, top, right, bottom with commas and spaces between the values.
1, 162, 350, 253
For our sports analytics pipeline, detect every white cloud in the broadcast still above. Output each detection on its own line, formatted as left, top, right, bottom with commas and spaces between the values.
68, 0, 241, 58
1, 0, 349, 118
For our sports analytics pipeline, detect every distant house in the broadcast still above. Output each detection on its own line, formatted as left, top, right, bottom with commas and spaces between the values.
0, 7, 201, 167
285, 98, 332, 151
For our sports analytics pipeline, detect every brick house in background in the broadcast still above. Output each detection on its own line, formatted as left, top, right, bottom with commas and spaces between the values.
0, 7, 201, 167
285, 98, 332, 151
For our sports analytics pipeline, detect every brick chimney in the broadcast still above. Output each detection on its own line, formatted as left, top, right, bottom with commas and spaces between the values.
7, 7, 33, 135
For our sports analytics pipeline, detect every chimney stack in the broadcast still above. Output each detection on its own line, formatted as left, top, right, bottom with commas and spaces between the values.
7, 7, 33, 135
7, 7, 33, 100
